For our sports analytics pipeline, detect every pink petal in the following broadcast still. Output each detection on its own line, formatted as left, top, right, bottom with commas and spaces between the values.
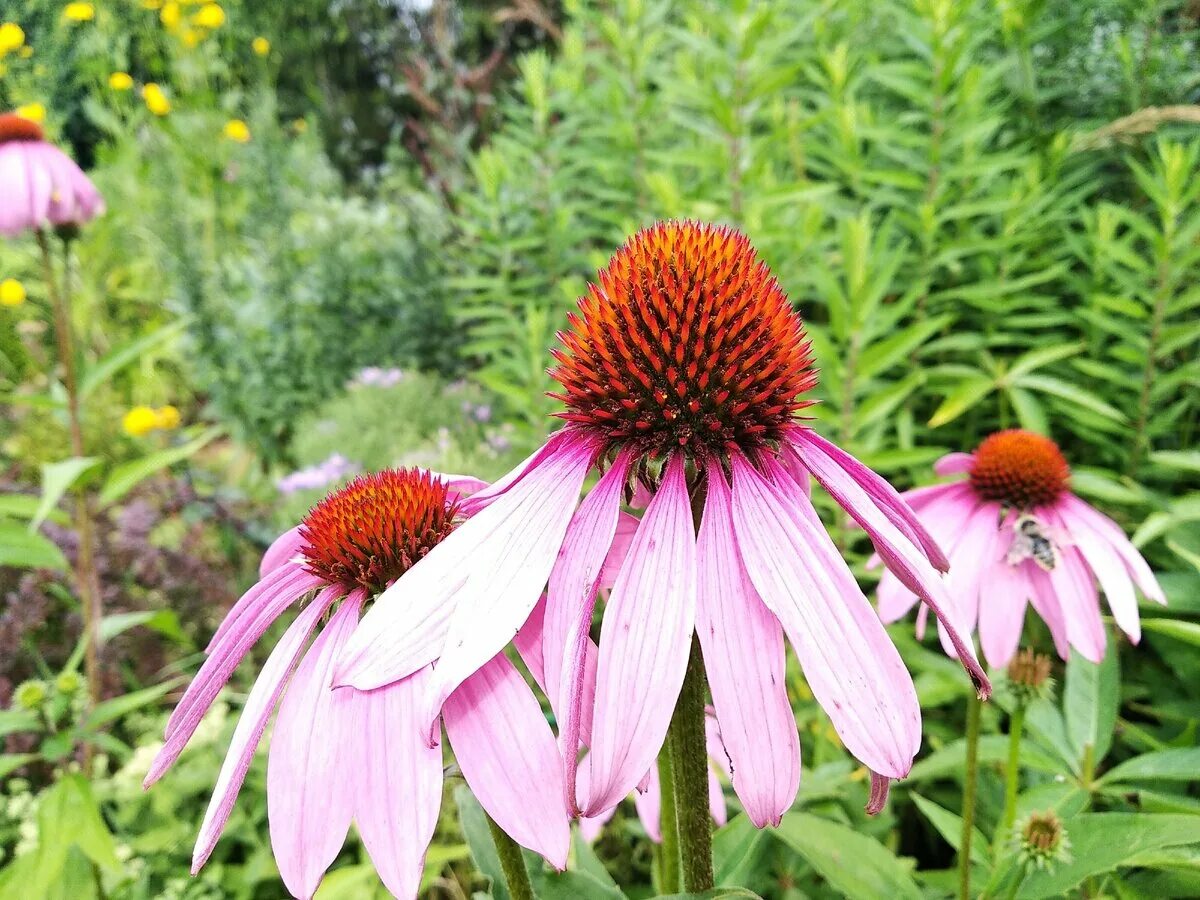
977, 551, 1030, 668
267, 595, 363, 899
1060, 495, 1165, 605
729, 454, 921, 779
259, 526, 304, 579
695, 465, 799, 828
942, 502, 1001, 639
632, 765, 662, 843
443, 653, 570, 869
934, 452, 975, 476
189, 586, 342, 872
1027, 563, 1070, 659
512, 594, 548, 689
434, 471, 491, 500
583, 456, 697, 817
780, 441, 988, 698
354, 668, 444, 900
598, 512, 639, 589
203, 563, 316, 656
335, 431, 596, 697
708, 765, 728, 827
578, 805, 614, 844
1056, 508, 1140, 642
457, 430, 578, 516
866, 771, 891, 815
544, 452, 633, 812
876, 570, 920, 624
1048, 542, 1107, 663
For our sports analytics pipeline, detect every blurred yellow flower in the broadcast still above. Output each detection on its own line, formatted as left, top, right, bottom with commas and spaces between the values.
292, 118, 308, 134
15, 102, 45, 123
160, 1, 180, 30
181, 28, 200, 47
0, 279, 26, 308
63, 3, 95, 21
154, 405, 181, 430
0, 22, 24, 55
123, 406, 159, 437
108, 71, 133, 91
192, 3, 224, 28
251, 36, 269, 57
222, 119, 250, 143
142, 83, 170, 116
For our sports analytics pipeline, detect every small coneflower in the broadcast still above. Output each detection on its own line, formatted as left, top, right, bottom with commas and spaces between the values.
143, 469, 572, 899
337, 220, 987, 828
0, 112, 104, 237
876, 429, 1165, 667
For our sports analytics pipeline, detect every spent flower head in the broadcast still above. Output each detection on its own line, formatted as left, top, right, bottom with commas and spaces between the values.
1004, 648, 1055, 706
1016, 810, 1072, 871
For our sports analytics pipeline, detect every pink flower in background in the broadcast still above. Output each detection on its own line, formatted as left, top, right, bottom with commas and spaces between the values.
0, 112, 104, 237
275, 452, 359, 495
143, 469, 569, 900
336, 221, 989, 830
876, 430, 1166, 667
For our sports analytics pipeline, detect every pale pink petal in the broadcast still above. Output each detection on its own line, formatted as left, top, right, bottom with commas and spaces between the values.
632, 765, 662, 843
204, 563, 317, 656
354, 668, 444, 900
942, 502, 1001, 639
708, 766, 728, 827
1048, 543, 1107, 662
578, 805, 615, 844
151, 570, 322, 777
584, 457, 697, 816
1060, 495, 1165, 604
1056, 506, 1140, 642
977, 551, 1030, 668
934, 452, 975, 476
899, 481, 971, 512
259, 526, 304, 579
443, 653, 570, 869
730, 454, 921, 778
267, 595, 363, 899
876, 570, 920, 623
705, 709, 733, 781
1027, 563, 1070, 659
695, 466, 799, 828
190, 586, 342, 872
434, 471, 490, 500
598, 512, 639, 589
513, 594, 548, 689
457, 430, 576, 516
335, 431, 596, 698
544, 451, 633, 812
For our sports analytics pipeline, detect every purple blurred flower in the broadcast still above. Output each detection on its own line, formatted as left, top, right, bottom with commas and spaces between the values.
277, 454, 360, 495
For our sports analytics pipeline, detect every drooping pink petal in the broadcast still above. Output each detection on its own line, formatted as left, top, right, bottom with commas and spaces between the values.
434, 472, 490, 500
866, 771, 891, 815
512, 594, 548, 688
708, 766, 728, 827
1027, 563, 1070, 659
902, 481, 972, 512
876, 570, 920, 623
1060, 495, 1165, 604
583, 456, 697, 817
152, 570, 321, 777
457, 430, 576, 516
695, 465, 799, 828
443, 652, 571, 869
780, 441, 989, 698
1056, 508, 1140, 642
1046, 540, 1106, 663
934, 452, 975, 476
597, 511, 639, 590
189, 586, 342, 871
259, 526, 305, 579
730, 454, 921, 779
942, 502, 1002, 639
976, 549, 1030, 668
267, 595, 363, 899
203, 563, 317, 656
632, 765, 662, 843
578, 805, 615, 844
354, 668, 444, 900
789, 429, 950, 571
544, 452, 633, 812
335, 430, 596, 697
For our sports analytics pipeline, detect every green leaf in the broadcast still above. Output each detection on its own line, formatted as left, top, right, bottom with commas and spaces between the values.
1149, 450, 1200, 473
37, 775, 120, 872
79, 678, 184, 732
1006, 342, 1083, 379
928, 375, 994, 428
1098, 748, 1200, 786
1015, 373, 1127, 422
1140, 617, 1200, 647
1064, 651, 1120, 766
454, 784, 511, 900
714, 814, 769, 887
98, 609, 185, 644
0, 522, 68, 570
98, 427, 221, 507
0, 754, 36, 779
772, 812, 922, 900
79, 318, 189, 398
910, 793, 988, 863
656, 892, 761, 899
536, 871, 627, 900
31, 458, 101, 531
0, 494, 68, 525
571, 829, 620, 889
0, 709, 39, 739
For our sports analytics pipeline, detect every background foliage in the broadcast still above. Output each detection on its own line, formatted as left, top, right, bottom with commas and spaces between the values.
1, 0, 1198, 898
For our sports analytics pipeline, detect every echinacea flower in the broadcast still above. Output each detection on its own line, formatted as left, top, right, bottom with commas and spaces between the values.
143, 469, 572, 899
876, 429, 1165, 667
0, 112, 104, 237
580, 710, 729, 843
337, 220, 988, 829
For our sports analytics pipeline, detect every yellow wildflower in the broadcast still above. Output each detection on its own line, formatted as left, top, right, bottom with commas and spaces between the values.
0, 22, 24, 55
154, 405, 181, 430
123, 406, 159, 437
251, 36, 269, 57
63, 3, 95, 22
142, 83, 170, 116
181, 28, 200, 47
0, 279, 26, 308
291, 118, 307, 134
160, 1, 180, 30
15, 102, 45, 123
108, 71, 133, 91
192, 3, 224, 28
222, 119, 250, 143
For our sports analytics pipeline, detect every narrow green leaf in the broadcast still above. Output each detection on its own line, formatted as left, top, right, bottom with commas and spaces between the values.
1140, 618, 1200, 647
1064, 651, 1120, 766
79, 318, 189, 398
1098, 748, 1200, 786
98, 427, 221, 507
772, 812, 922, 900
0, 522, 68, 570
928, 375, 994, 428
910, 793, 988, 863
32, 457, 101, 531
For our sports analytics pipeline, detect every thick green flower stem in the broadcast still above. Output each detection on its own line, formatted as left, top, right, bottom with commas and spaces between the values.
959, 694, 983, 900
667, 634, 715, 893
487, 813, 535, 900
1000, 705, 1027, 838
657, 745, 682, 894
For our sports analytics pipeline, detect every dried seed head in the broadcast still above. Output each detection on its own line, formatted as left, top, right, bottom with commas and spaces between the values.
970, 430, 1070, 509
1005, 648, 1055, 705
1016, 810, 1071, 871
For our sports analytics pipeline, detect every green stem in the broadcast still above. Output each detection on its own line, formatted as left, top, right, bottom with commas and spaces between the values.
667, 635, 714, 893
657, 743, 681, 894
487, 813, 535, 900
960, 694, 982, 900
1001, 705, 1026, 837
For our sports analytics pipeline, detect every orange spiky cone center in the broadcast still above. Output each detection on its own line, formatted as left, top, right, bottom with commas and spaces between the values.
0, 113, 45, 144
299, 468, 457, 594
969, 430, 1070, 509
548, 220, 817, 462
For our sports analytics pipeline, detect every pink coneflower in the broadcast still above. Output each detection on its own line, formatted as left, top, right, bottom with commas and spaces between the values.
337, 221, 989, 829
143, 469, 570, 900
0, 112, 104, 237
876, 429, 1166, 667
